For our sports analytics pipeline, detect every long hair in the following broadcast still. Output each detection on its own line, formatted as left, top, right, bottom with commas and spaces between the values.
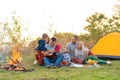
75, 41, 89, 58
42, 33, 49, 44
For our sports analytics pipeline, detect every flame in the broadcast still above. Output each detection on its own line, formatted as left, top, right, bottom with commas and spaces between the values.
0, 46, 32, 71
8, 46, 20, 65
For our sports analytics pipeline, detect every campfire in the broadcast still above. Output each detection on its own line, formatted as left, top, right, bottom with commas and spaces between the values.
0, 46, 34, 72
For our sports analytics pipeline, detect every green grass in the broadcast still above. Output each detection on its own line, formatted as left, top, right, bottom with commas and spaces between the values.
0, 53, 120, 80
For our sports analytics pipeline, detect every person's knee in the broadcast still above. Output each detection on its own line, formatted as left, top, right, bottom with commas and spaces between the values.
43, 57, 47, 60
59, 54, 64, 58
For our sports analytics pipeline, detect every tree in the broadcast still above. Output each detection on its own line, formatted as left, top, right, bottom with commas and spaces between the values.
111, 4, 120, 31
84, 13, 108, 44
53, 32, 74, 47
0, 13, 28, 48
27, 37, 40, 52
84, 11, 120, 47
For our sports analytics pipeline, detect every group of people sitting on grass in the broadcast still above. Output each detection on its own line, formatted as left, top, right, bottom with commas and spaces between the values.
34, 33, 111, 68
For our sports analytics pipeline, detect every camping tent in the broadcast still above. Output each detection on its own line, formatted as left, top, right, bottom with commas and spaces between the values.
91, 32, 120, 59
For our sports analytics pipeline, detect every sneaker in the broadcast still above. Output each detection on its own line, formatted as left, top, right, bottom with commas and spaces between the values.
46, 65, 51, 68
53, 66, 57, 68
106, 61, 112, 65
33, 60, 37, 64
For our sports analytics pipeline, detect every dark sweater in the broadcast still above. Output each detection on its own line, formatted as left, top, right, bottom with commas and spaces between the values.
35, 39, 47, 51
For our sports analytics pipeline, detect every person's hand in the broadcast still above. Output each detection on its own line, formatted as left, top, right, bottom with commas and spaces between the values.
43, 51, 49, 56
59, 51, 64, 54
60, 50, 68, 54
48, 50, 55, 53
84, 49, 88, 54
48, 53, 53, 56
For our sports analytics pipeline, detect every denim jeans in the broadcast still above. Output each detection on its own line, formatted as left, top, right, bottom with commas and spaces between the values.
43, 54, 63, 67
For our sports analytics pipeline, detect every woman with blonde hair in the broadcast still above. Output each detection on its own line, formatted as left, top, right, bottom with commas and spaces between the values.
75, 41, 89, 61
71, 41, 111, 65
71, 41, 90, 64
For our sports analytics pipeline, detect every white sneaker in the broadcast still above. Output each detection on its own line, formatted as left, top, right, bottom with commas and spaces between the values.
33, 60, 37, 64
106, 61, 112, 65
